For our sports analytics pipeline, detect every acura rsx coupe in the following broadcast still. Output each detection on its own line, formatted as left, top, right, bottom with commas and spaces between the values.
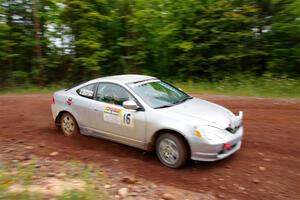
51, 74, 244, 168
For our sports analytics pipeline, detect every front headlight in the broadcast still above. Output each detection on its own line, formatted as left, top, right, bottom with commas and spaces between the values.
195, 126, 228, 145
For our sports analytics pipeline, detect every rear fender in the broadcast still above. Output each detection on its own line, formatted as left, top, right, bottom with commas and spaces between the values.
54, 108, 79, 128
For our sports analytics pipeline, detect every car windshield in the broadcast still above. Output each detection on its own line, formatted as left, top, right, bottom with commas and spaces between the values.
128, 80, 192, 109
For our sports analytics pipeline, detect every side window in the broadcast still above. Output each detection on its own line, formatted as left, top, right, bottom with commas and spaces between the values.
96, 83, 135, 106
77, 84, 96, 99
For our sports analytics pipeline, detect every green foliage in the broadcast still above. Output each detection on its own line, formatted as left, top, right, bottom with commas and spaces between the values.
0, 0, 299, 93
173, 75, 300, 99
61, 0, 112, 81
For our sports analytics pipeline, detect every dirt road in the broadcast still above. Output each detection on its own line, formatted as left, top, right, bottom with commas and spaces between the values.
0, 94, 299, 200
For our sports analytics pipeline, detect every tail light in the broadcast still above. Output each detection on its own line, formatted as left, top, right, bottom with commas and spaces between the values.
52, 97, 55, 104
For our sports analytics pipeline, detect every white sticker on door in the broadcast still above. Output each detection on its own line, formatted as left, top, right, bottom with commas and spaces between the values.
103, 106, 122, 125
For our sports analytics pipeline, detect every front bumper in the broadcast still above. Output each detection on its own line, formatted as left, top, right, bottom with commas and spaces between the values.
190, 126, 243, 161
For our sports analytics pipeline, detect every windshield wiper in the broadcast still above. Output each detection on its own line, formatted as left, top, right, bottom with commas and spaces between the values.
155, 104, 174, 109
174, 96, 193, 105
155, 96, 193, 109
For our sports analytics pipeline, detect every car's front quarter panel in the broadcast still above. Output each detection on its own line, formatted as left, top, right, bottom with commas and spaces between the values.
145, 107, 244, 161
145, 109, 196, 150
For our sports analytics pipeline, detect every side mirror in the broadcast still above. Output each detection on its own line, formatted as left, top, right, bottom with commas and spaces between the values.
78, 89, 94, 98
123, 100, 138, 110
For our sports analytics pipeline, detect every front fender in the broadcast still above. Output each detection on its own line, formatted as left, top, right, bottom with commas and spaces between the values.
145, 110, 195, 151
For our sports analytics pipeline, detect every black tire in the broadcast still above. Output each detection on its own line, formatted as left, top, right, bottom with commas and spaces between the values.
60, 113, 79, 136
156, 133, 189, 168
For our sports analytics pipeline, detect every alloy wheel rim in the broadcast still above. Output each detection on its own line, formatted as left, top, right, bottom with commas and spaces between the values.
62, 115, 75, 135
159, 138, 179, 165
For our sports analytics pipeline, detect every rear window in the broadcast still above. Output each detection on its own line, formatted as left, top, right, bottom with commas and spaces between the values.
76, 83, 96, 99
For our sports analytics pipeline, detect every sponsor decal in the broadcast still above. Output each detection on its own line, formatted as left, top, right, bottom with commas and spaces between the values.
103, 106, 134, 127
67, 97, 73, 105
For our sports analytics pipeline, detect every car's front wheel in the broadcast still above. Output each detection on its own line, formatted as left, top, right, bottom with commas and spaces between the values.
60, 113, 79, 136
156, 133, 189, 168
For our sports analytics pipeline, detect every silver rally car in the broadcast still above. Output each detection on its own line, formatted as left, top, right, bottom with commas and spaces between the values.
51, 74, 243, 168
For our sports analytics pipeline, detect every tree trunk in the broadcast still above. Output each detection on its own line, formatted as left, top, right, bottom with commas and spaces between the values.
32, 0, 43, 85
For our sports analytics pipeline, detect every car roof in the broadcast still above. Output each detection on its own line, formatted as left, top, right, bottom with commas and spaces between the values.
89, 74, 156, 84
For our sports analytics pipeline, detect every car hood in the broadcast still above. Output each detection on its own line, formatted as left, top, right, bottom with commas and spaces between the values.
162, 98, 234, 129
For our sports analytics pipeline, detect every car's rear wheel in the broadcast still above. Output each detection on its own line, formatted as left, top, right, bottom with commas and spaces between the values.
156, 133, 189, 168
60, 113, 79, 136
